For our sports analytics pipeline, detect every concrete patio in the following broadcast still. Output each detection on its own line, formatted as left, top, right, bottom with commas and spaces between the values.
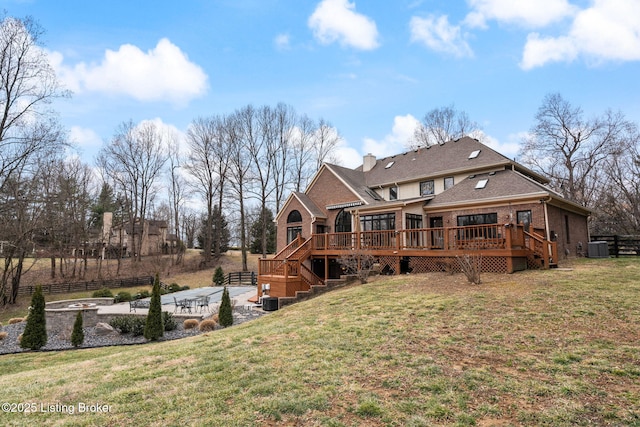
97, 286, 259, 320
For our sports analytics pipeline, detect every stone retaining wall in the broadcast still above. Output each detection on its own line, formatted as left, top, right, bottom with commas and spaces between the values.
44, 298, 113, 335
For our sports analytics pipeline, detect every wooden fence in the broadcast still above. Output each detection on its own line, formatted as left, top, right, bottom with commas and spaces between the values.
18, 276, 154, 296
224, 271, 257, 286
590, 235, 640, 258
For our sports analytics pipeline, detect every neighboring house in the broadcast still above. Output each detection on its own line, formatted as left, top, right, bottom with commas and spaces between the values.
259, 136, 591, 299
101, 213, 169, 257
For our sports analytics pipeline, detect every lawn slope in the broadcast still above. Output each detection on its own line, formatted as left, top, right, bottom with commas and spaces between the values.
0, 258, 638, 426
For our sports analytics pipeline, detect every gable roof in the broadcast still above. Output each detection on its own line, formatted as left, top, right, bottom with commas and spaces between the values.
425, 169, 591, 216
275, 191, 327, 222
358, 136, 548, 187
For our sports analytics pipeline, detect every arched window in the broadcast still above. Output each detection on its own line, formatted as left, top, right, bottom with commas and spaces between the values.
335, 209, 352, 233
286, 210, 302, 243
287, 210, 302, 223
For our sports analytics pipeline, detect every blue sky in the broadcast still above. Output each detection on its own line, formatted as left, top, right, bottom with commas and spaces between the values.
3, 0, 640, 168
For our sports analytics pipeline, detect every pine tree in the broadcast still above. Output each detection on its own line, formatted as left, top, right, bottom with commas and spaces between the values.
219, 286, 233, 327
21, 285, 47, 350
213, 266, 225, 287
144, 273, 164, 340
71, 311, 84, 347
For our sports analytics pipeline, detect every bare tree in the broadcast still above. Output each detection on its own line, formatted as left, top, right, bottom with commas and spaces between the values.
594, 135, 640, 234
185, 115, 230, 265
313, 118, 343, 169
291, 114, 317, 193
166, 133, 188, 265
411, 104, 480, 148
0, 15, 68, 304
520, 93, 635, 207
226, 111, 252, 271
97, 120, 167, 262
272, 103, 296, 212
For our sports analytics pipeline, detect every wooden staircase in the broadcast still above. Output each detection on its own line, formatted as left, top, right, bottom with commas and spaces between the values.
258, 235, 325, 299
524, 230, 558, 269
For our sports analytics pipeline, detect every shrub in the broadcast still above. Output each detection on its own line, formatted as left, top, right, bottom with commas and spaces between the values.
183, 319, 198, 329
134, 290, 150, 299
162, 312, 177, 331
213, 266, 225, 286
0, 331, 8, 340
92, 288, 113, 298
109, 316, 146, 336
218, 286, 233, 327
180, 285, 190, 291
130, 318, 146, 336
199, 319, 217, 332
114, 291, 133, 303
8, 318, 25, 324
21, 285, 47, 350
211, 313, 220, 323
71, 311, 84, 347
168, 283, 181, 293
144, 273, 164, 341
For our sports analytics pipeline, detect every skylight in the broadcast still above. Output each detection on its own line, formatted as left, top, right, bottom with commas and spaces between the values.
468, 150, 481, 159
475, 179, 488, 189
385, 161, 395, 169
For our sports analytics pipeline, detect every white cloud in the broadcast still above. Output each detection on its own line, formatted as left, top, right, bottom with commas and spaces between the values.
410, 15, 473, 57
465, 0, 577, 28
520, 34, 577, 69
308, 0, 380, 50
50, 38, 208, 106
521, 0, 640, 69
274, 33, 291, 50
69, 126, 103, 148
476, 130, 521, 159
362, 114, 421, 158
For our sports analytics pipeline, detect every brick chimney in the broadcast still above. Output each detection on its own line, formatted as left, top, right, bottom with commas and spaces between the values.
363, 153, 376, 172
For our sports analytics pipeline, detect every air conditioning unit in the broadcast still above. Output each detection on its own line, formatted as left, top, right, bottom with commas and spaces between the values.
262, 297, 279, 311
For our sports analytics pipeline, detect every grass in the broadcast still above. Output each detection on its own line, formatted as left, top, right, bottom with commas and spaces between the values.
0, 258, 638, 425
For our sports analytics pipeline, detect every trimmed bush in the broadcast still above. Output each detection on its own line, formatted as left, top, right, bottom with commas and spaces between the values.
168, 283, 181, 293
134, 290, 150, 299
114, 291, 133, 303
180, 285, 190, 291
218, 286, 233, 327
21, 285, 47, 350
213, 266, 225, 286
92, 288, 113, 298
183, 319, 198, 329
8, 318, 25, 324
0, 331, 8, 340
199, 319, 217, 332
144, 273, 164, 341
71, 311, 84, 347
162, 312, 177, 331
109, 316, 146, 336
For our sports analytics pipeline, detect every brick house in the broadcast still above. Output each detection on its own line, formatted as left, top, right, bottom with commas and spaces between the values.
259, 137, 591, 298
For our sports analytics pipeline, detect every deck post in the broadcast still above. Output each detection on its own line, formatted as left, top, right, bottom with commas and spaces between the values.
505, 225, 512, 250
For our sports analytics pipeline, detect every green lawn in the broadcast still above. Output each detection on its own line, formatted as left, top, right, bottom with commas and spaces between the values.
0, 258, 638, 426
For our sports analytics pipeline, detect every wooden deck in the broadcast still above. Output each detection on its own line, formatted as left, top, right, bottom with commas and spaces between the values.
259, 224, 558, 298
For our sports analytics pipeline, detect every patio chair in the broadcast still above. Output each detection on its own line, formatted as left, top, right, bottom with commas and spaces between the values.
197, 296, 210, 313
173, 297, 190, 313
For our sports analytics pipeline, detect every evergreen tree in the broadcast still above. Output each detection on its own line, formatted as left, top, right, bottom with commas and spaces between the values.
250, 207, 276, 254
21, 285, 47, 350
88, 182, 116, 229
144, 273, 164, 340
218, 286, 233, 327
71, 311, 84, 347
213, 266, 225, 287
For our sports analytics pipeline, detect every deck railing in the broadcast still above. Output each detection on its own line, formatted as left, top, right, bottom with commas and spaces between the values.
309, 224, 529, 252
260, 224, 549, 277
